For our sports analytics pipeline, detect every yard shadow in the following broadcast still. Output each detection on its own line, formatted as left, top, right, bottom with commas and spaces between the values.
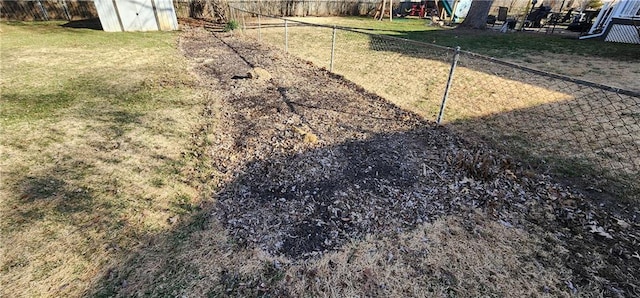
60, 18, 103, 30
216, 128, 444, 259
379, 28, 640, 61
87, 65, 637, 296
365, 30, 640, 71
445, 57, 640, 203
5, 160, 102, 235
1, 66, 207, 297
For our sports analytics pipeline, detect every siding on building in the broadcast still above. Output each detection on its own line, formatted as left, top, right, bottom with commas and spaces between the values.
94, 0, 177, 32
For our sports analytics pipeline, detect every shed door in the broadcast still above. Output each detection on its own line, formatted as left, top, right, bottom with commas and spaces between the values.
116, 0, 159, 31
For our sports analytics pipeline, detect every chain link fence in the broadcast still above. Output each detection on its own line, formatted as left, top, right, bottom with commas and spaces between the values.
229, 5, 640, 197
450, 51, 640, 194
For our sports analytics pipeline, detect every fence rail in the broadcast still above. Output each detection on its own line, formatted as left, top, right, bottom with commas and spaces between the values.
229, 4, 640, 197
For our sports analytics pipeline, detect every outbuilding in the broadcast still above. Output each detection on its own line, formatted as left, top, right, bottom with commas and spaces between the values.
94, 0, 178, 32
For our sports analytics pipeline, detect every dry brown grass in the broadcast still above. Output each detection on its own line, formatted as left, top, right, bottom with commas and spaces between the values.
251, 20, 572, 121
97, 212, 575, 297
283, 214, 572, 297
508, 53, 640, 93
0, 22, 209, 297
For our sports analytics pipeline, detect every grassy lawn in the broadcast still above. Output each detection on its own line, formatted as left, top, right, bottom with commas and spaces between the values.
0, 21, 210, 297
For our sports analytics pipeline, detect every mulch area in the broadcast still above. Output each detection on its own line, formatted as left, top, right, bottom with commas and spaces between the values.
179, 26, 640, 296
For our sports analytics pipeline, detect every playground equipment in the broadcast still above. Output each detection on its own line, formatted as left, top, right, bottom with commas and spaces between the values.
383, 0, 470, 23
524, 5, 552, 27
373, 0, 393, 21
566, 9, 600, 32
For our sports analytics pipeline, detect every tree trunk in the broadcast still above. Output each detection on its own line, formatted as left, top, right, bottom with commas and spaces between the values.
188, 0, 228, 22
189, 0, 205, 19
458, 0, 494, 29
207, 0, 229, 23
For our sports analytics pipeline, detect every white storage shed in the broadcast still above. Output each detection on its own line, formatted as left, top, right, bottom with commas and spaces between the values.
94, 0, 178, 32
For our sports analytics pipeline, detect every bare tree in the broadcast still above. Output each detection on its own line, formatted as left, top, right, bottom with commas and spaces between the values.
209, 0, 229, 22
189, 0, 206, 19
189, 0, 228, 22
458, 0, 494, 29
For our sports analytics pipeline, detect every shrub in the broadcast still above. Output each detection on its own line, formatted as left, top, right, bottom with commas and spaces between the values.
224, 20, 240, 32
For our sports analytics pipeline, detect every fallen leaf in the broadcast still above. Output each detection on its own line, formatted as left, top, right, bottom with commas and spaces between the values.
588, 225, 613, 239
615, 218, 630, 229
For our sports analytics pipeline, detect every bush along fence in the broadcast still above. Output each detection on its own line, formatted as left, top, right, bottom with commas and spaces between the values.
229, 5, 640, 198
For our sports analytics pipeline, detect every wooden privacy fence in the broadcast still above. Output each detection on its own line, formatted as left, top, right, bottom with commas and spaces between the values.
1, 0, 379, 21
1, 0, 98, 21
171, 0, 380, 22
223, 0, 379, 17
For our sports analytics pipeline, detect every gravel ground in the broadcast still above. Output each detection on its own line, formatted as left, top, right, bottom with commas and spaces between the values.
180, 26, 640, 296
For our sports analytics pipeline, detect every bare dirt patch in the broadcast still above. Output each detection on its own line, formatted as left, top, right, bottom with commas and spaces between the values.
94, 27, 640, 297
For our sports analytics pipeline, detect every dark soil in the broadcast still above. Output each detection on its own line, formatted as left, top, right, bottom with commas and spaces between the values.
180, 27, 640, 296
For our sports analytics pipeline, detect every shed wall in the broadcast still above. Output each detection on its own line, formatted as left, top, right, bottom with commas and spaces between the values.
94, 0, 177, 32
155, 0, 179, 30
95, 0, 122, 31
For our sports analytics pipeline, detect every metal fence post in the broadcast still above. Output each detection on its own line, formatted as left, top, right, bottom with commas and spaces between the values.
242, 14, 246, 33
257, 1, 262, 42
285, 19, 288, 53
330, 26, 336, 72
232, 7, 237, 24
436, 46, 460, 125
258, 13, 262, 42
